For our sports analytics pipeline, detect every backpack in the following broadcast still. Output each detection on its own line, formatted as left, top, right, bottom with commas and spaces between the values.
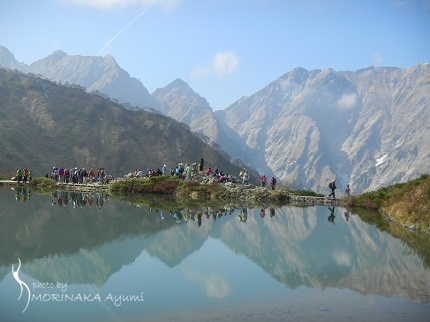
329, 182, 333, 189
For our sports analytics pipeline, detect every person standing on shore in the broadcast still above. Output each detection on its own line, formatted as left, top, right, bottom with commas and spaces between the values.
59, 167, 65, 183
270, 176, 277, 190
329, 179, 336, 198
199, 158, 204, 172
65, 167, 70, 183
242, 170, 249, 185
261, 175, 267, 187
16, 169, 22, 183
345, 184, 351, 197
23, 168, 29, 183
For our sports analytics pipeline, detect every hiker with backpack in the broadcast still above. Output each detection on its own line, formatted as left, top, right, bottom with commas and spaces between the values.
16, 169, 22, 183
270, 176, 277, 190
22, 168, 29, 183
328, 179, 336, 198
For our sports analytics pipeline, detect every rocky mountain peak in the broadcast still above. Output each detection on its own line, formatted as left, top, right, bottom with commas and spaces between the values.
166, 78, 191, 91
155, 78, 204, 101
48, 50, 67, 61
0, 46, 16, 62
153, 79, 212, 114
0, 47, 158, 110
0, 45, 25, 70
102, 54, 120, 69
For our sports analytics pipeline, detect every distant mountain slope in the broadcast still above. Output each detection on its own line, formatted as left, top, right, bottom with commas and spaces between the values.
0, 46, 158, 110
153, 79, 270, 174
152, 78, 217, 139
151, 65, 430, 193
219, 65, 430, 193
0, 46, 26, 70
0, 68, 243, 178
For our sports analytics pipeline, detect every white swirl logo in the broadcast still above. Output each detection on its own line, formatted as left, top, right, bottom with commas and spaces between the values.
12, 258, 31, 313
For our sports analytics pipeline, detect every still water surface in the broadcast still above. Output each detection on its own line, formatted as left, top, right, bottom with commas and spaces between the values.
0, 187, 429, 321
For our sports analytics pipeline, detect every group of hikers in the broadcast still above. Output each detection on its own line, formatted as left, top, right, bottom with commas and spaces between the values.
15, 158, 352, 198
125, 157, 281, 189
14, 168, 32, 183
205, 165, 236, 183
260, 174, 277, 190
47, 167, 112, 184
124, 158, 282, 190
328, 179, 351, 198
126, 158, 238, 183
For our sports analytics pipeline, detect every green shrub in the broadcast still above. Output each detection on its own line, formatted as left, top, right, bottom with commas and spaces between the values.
111, 176, 182, 194
28, 177, 56, 190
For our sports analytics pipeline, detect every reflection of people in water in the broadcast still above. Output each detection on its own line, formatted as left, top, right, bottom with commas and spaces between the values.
15, 187, 31, 202
344, 211, 350, 222
15, 188, 21, 201
260, 208, 266, 218
22, 188, 29, 201
196, 213, 202, 227
95, 193, 106, 208
51, 191, 58, 206
270, 207, 275, 218
62, 191, 69, 207
328, 207, 336, 225
50, 191, 104, 208
57, 193, 63, 207
238, 208, 248, 222
173, 210, 182, 223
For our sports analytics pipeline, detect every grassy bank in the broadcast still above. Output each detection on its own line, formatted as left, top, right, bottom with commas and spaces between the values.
344, 174, 430, 233
110, 176, 292, 206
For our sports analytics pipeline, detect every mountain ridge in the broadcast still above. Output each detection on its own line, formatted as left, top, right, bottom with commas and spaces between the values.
0, 67, 245, 179
1, 45, 428, 193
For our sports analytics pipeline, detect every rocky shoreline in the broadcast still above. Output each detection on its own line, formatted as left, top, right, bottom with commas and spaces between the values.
211, 181, 343, 206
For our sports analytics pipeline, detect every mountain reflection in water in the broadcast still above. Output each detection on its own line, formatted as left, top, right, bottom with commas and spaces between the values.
0, 187, 429, 321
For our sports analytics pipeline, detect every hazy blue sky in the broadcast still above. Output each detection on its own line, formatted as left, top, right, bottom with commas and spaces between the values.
1, 0, 429, 110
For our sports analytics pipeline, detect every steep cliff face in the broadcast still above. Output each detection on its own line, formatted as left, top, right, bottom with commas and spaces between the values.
340, 65, 430, 192
218, 65, 430, 193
